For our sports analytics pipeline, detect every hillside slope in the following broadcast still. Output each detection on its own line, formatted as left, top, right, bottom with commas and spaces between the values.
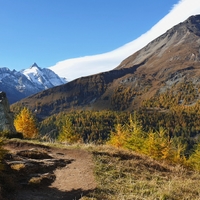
12, 15, 200, 119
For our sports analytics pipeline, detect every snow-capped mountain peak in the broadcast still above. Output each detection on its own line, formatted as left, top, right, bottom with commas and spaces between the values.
21, 63, 66, 88
0, 63, 67, 103
30, 62, 40, 69
0, 67, 12, 81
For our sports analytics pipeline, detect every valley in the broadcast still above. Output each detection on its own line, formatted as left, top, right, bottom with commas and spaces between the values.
0, 14, 200, 200
11, 15, 200, 119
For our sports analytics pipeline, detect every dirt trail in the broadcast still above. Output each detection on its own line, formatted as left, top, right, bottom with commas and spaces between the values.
3, 141, 96, 200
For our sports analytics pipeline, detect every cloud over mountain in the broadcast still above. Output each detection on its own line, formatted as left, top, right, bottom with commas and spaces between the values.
49, 0, 200, 81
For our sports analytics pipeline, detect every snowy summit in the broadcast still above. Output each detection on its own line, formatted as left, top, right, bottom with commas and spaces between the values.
22, 63, 67, 89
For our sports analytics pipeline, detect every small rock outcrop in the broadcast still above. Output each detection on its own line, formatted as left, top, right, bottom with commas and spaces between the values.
0, 91, 16, 133
4, 146, 72, 188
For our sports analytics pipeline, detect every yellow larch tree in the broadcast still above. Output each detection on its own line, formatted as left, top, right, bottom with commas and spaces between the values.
58, 117, 80, 144
14, 107, 38, 139
107, 123, 127, 148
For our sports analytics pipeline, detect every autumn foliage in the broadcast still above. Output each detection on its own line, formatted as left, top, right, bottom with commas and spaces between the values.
58, 117, 81, 143
108, 114, 186, 164
14, 107, 38, 139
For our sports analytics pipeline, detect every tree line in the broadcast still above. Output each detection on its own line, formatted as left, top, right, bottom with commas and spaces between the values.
4, 80, 200, 170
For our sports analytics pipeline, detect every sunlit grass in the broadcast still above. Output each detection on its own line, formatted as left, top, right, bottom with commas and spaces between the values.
4, 139, 200, 199
87, 145, 200, 200
10, 163, 25, 171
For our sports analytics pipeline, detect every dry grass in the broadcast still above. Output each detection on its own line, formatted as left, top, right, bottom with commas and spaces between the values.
28, 173, 55, 186
86, 145, 200, 200
10, 163, 25, 171
5, 139, 200, 199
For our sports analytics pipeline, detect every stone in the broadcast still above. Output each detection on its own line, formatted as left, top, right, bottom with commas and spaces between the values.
5, 148, 72, 187
0, 91, 16, 133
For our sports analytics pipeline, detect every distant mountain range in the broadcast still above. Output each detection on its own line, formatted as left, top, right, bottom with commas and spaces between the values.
0, 63, 67, 104
12, 15, 200, 120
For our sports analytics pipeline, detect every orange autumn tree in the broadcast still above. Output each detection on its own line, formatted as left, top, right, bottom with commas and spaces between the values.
14, 107, 38, 139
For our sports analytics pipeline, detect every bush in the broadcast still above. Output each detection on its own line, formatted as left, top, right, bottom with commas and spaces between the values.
187, 144, 200, 170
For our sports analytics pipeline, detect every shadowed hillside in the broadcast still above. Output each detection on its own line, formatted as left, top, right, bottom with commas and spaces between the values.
12, 15, 200, 120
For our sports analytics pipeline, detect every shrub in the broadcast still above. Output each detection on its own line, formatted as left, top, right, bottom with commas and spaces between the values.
14, 107, 39, 139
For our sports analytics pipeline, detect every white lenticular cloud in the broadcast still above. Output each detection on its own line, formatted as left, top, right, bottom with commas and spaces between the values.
49, 0, 200, 81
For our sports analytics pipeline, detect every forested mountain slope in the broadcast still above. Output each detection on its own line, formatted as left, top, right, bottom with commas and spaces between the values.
12, 15, 200, 119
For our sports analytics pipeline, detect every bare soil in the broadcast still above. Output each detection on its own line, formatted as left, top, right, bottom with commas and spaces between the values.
3, 141, 96, 200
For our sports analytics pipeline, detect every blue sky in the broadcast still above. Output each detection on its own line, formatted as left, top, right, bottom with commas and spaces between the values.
0, 0, 179, 71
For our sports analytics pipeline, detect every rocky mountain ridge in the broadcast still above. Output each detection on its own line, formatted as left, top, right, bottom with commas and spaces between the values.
0, 63, 67, 104
12, 15, 200, 119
